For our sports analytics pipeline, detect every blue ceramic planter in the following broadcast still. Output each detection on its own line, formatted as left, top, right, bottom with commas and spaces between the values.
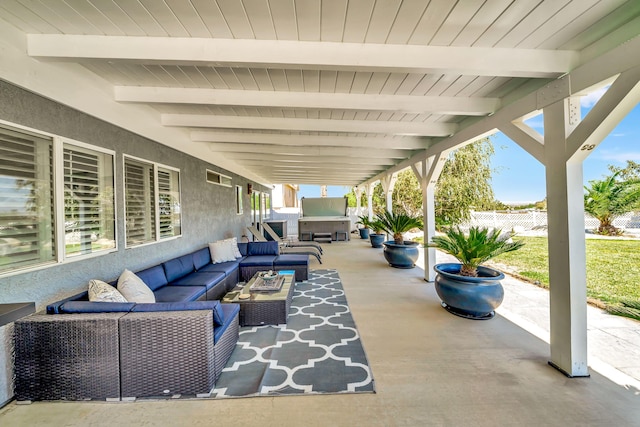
383, 240, 419, 268
434, 263, 505, 320
359, 228, 370, 239
369, 233, 385, 248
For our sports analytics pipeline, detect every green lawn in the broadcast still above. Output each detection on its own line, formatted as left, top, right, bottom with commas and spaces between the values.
489, 236, 640, 304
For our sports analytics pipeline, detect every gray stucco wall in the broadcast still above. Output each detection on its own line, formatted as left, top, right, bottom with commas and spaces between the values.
0, 80, 271, 310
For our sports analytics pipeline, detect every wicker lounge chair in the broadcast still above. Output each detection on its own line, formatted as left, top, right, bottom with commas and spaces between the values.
247, 225, 322, 264
261, 222, 324, 254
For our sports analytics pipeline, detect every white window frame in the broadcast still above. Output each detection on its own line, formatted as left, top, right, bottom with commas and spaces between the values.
56, 138, 117, 261
123, 154, 182, 249
0, 120, 117, 277
206, 169, 232, 187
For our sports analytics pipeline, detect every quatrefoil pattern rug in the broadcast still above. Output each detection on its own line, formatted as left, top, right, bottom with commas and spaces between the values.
212, 269, 375, 397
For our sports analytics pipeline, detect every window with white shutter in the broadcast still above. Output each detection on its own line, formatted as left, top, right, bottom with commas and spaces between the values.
1, 124, 116, 274
63, 144, 115, 257
0, 126, 55, 272
124, 158, 156, 246
158, 167, 181, 239
124, 156, 181, 247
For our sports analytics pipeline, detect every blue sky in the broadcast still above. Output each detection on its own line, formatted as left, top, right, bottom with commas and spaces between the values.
299, 88, 639, 203
493, 88, 639, 203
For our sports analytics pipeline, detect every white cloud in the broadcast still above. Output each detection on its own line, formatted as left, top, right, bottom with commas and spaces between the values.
597, 151, 640, 163
580, 86, 609, 108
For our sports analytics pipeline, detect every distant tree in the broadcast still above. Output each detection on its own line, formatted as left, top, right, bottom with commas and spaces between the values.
534, 198, 547, 210
345, 188, 367, 208
391, 169, 422, 217
609, 160, 640, 181
584, 171, 640, 235
345, 138, 497, 225
371, 183, 386, 213
344, 185, 385, 211
435, 138, 496, 227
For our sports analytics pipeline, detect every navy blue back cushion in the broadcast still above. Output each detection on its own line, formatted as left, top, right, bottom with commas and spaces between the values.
46, 291, 89, 314
163, 253, 195, 282
136, 265, 168, 291
58, 301, 135, 313
192, 248, 211, 270
248, 241, 279, 256
237, 242, 248, 256
131, 300, 226, 326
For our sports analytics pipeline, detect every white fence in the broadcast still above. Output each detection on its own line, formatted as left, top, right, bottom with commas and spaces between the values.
272, 207, 640, 236
464, 210, 640, 231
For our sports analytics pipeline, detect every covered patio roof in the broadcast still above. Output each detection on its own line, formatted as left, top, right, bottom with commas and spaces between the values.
1, 0, 639, 380
0, 1, 637, 186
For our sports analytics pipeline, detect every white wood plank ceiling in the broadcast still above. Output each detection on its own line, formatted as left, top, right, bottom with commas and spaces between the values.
0, 0, 639, 186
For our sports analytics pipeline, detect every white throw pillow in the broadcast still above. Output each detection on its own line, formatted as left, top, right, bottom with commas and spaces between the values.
117, 269, 155, 303
225, 237, 242, 258
88, 279, 128, 303
209, 240, 236, 264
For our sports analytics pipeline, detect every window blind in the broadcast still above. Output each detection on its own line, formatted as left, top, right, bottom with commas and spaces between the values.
63, 145, 115, 257
0, 127, 55, 272
158, 168, 181, 239
124, 159, 156, 246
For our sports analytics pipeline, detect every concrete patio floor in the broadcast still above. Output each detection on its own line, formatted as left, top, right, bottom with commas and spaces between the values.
1, 238, 639, 426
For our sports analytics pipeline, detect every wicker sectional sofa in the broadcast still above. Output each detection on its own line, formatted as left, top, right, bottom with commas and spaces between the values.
13, 241, 309, 401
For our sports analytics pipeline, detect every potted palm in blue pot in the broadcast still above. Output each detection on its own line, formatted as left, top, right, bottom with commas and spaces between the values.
356, 215, 371, 239
368, 219, 386, 248
429, 226, 524, 320
376, 211, 423, 268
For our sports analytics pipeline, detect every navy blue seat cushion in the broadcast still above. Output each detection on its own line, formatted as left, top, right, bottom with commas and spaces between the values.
239, 255, 277, 267
46, 291, 89, 313
247, 241, 279, 256
192, 247, 211, 270
163, 253, 195, 282
153, 285, 206, 303
171, 271, 225, 290
214, 303, 240, 343
135, 265, 168, 292
131, 300, 226, 326
57, 301, 136, 313
237, 242, 248, 256
274, 254, 308, 266
198, 260, 239, 276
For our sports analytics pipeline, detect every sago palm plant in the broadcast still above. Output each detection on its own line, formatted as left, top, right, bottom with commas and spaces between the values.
429, 226, 524, 277
375, 211, 423, 244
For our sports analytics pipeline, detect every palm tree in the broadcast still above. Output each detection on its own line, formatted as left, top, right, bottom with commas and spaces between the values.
584, 172, 640, 235
375, 211, 423, 244
429, 226, 524, 277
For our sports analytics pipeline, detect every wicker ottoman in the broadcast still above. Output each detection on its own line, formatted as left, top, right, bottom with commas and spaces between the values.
14, 312, 124, 401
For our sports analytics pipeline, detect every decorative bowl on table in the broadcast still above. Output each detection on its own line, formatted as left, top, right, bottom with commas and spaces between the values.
260, 271, 278, 283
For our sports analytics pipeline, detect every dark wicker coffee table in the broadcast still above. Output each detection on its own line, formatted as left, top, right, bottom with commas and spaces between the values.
222, 271, 295, 326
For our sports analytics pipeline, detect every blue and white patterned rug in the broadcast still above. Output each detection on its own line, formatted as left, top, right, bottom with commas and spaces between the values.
212, 269, 375, 397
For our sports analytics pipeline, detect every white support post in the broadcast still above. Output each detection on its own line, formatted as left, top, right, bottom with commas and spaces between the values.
413, 154, 445, 281
544, 97, 589, 377
365, 183, 375, 220
496, 66, 640, 377
355, 186, 363, 214
380, 173, 397, 214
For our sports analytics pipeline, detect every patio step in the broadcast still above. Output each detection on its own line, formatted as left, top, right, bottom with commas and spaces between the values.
313, 232, 332, 243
